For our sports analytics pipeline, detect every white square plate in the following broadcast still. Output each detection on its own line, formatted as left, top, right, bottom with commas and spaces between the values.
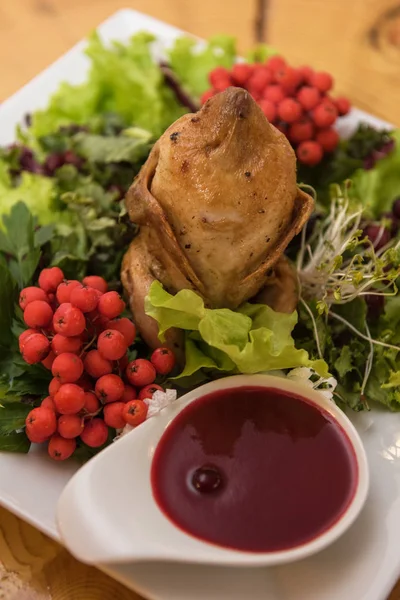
0, 9, 399, 600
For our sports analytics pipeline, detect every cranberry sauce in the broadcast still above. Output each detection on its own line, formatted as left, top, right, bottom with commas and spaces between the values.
151, 386, 358, 553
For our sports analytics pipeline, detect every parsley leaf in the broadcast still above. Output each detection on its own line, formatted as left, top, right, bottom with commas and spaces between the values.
0, 261, 15, 346
0, 431, 31, 453
0, 399, 32, 435
0, 202, 49, 289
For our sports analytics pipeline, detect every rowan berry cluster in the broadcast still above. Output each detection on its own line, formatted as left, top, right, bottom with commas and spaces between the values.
19, 267, 176, 460
202, 57, 351, 166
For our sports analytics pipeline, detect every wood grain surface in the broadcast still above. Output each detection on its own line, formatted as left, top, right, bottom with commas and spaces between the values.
0, 1, 399, 599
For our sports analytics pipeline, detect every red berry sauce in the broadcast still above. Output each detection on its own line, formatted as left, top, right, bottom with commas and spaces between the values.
151, 386, 358, 553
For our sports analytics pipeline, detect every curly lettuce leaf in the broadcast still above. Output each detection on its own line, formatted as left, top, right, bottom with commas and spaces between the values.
0, 170, 58, 227
246, 44, 278, 63
350, 130, 400, 217
145, 281, 328, 382
31, 32, 185, 140
168, 35, 236, 98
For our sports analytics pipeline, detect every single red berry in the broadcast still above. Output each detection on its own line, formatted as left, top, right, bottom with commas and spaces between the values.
24, 300, 53, 329
56, 280, 81, 304
58, 414, 84, 438
82, 391, 100, 414
214, 76, 232, 92
84, 350, 113, 378
82, 275, 108, 294
26, 430, 49, 444
274, 65, 299, 93
106, 318, 136, 346
70, 284, 99, 313
138, 384, 164, 401
51, 333, 82, 356
200, 89, 214, 105
97, 329, 127, 361
80, 419, 109, 447
51, 352, 84, 383
19, 287, 49, 311
266, 55, 286, 72
312, 101, 338, 128
311, 71, 333, 93
95, 374, 124, 404
315, 128, 340, 152
103, 402, 126, 429
231, 63, 253, 87
53, 303, 86, 337
297, 65, 314, 83
247, 68, 273, 95
97, 292, 125, 319
41, 350, 55, 370
126, 359, 156, 387
262, 84, 286, 104
335, 96, 351, 116
122, 400, 148, 426
296, 140, 324, 166
38, 267, 64, 293
297, 86, 321, 111
19, 328, 37, 352
41, 396, 56, 411
22, 333, 50, 364
121, 385, 137, 403
48, 434, 76, 460
209, 66, 231, 87
288, 118, 314, 144
25, 407, 57, 441
54, 383, 85, 415
277, 98, 303, 123
49, 377, 62, 397
258, 99, 277, 122
151, 347, 176, 375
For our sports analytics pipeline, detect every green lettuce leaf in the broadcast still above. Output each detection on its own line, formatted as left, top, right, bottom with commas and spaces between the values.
382, 371, 400, 389
145, 281, 328, 383
30, 32, 185, 140
0, 171, 57, 226
72, 129, 152, 164
246, 44, 278, 63
350, 130, 400, 217
168, 35, 236, 98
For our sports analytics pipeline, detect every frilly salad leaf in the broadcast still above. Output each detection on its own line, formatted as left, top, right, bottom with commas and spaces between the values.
30, 32, 185, 140
145, 281, 328, 384
246, 44, 278, 63
349, 129, 400, 217
0, 170, 59, 226
167, 35, 236, 98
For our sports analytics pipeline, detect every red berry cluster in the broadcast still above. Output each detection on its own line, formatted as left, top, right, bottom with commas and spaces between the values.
19, 267, 176, 461
201, 57, 351, 166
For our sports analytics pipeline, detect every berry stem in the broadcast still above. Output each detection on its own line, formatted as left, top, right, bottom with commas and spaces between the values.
81, 333, 98, 356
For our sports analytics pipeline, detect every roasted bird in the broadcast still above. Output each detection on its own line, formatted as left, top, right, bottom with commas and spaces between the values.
122, 87, 314, 352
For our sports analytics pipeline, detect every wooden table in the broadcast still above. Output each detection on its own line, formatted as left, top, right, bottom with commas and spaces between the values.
1, 1, 400, 598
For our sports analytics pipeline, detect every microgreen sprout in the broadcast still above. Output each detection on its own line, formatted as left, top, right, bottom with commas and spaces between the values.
298, 184, 399, 314
297, 184, 400, 398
